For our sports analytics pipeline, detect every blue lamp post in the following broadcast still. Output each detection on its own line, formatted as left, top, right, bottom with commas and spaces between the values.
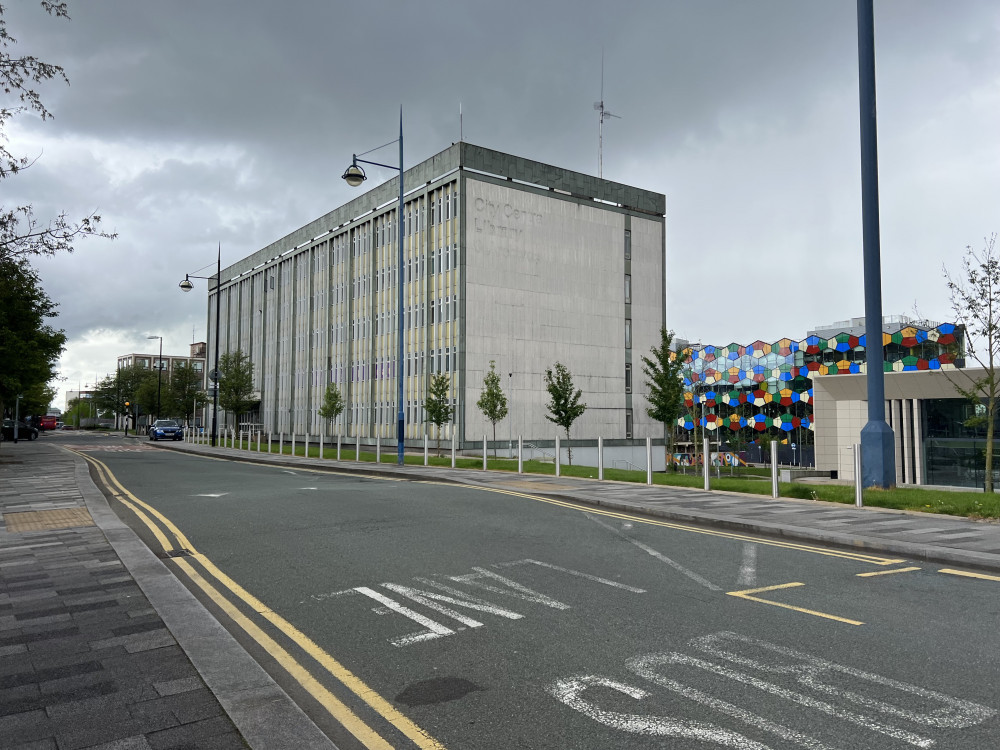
857, 0, 895, 487
342, 110, 406, 465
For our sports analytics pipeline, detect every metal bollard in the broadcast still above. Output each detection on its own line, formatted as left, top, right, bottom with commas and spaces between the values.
771, 440, 780, 499
598, 436, 604, 480
646, 437, 653, 485
854, 443, 864, 507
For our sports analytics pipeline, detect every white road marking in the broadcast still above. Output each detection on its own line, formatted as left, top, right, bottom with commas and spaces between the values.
495, 559, 647, 593
736, 544, 757, 587
195, 493, 229, 498
676, 647, 934, 747
586, 514, 721, 591
548, 675, 771, 748
694, 632, 995, 730
381, 582, 523, 626
445, 567, 570, 609
299, 487, 318, 491
352, 586, 454, 647
628, 653, 841, 750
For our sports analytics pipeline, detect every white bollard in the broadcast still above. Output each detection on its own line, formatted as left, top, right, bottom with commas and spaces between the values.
518, 436, 523, 474
771, 440, 780, 499
555, 435, 561, 478
598, 436, 604, 480
646, 437, 653, 485
854, 443, 863, 507
451, 431, 456, 468
483, 435, 488, 470
319, 433, 324, 459
704, 437, 711, 491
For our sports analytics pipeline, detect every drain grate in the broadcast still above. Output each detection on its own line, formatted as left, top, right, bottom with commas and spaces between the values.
154, 549, 194, 559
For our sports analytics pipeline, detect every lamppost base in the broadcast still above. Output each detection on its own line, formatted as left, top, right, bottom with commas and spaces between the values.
861, 420, 895, 488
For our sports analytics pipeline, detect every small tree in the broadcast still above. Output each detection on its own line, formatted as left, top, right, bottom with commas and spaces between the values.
166, 361, 207, 425
217, 350, 257, 429
641, 328, 686, 471
544, 362, 587, 464
477, 360, 508, 458
317, 382, 345, 436
944, 233, 1000, 492
424, 374, 453, 456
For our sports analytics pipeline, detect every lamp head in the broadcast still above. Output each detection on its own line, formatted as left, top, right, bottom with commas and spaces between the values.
179, 276, 194, 292
342, 162, 366, 187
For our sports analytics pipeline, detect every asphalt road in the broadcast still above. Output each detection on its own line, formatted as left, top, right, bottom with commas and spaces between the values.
64, 433, 1000, 749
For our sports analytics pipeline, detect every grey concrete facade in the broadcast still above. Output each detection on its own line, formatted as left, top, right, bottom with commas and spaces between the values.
208, 143, 666, 445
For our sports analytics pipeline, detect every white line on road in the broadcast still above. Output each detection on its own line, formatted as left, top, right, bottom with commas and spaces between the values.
586, 514, 722, 591
737, 543, 757, 587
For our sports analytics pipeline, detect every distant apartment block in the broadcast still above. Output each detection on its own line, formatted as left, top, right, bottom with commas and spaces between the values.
116, 341, 208, 388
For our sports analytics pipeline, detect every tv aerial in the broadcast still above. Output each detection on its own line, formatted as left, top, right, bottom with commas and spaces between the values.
594, 51, 621, 179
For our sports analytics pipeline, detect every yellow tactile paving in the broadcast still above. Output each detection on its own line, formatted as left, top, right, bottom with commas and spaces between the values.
4, 507, 95, 532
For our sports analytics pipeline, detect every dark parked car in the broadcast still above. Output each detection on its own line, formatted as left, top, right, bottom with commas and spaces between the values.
1, 419, 39, 441
148, 419, 184, 441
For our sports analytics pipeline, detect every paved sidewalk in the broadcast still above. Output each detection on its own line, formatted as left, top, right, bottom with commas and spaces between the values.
161, 437, 1000, 573
0, 441, 336, 750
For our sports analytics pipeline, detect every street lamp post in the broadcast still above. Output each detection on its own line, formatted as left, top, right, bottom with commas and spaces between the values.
342, 109, 406, 466
147, 335, 163, 421
179, 245, 222, 447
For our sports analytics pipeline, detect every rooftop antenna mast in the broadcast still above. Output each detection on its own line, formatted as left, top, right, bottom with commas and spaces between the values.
593, 49, 621, 179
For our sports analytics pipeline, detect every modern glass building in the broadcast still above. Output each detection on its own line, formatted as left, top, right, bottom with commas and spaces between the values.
677, 317, 963, 439
208, 143, 666, 445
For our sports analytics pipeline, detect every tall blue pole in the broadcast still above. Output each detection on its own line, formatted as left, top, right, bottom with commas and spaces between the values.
857, 0, 895, 487
396, 109, 406, 465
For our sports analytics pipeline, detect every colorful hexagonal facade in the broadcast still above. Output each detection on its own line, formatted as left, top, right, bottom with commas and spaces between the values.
677, 321, 963, 439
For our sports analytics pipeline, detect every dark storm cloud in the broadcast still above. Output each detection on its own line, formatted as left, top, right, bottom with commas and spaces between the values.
3, 1, 998, 405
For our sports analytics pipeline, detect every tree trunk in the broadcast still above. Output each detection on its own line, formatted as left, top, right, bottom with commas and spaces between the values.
566, 427, 572, 465
986, 391, 996, 493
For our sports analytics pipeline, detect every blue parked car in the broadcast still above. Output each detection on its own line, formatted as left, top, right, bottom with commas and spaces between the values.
148, 419, 184, 441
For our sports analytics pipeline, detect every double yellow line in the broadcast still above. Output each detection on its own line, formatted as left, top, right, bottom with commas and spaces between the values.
74, 450, 445, 750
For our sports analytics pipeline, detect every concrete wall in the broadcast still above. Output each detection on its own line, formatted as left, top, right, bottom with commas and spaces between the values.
462, 177, 662, 441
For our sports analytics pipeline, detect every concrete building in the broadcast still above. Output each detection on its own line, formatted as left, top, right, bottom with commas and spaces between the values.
116, 342, 208, 388
210, 143, 665, 445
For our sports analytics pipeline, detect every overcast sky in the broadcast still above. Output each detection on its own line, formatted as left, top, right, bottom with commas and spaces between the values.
5, 1, 999, 409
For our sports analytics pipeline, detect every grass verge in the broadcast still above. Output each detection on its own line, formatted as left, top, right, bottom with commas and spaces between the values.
226, 440, 1000, 521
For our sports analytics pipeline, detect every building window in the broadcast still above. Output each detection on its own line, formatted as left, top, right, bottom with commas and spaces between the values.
626, 409, 633, 439
624, 274, 631, 304
625, 363, 632, 393
625, 319, 632, 349
624, 229, 631, 260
